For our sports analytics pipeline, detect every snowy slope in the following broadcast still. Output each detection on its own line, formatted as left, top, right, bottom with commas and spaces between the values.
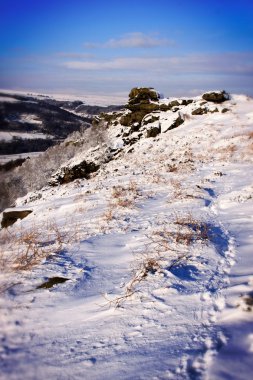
0, 92, 253, 380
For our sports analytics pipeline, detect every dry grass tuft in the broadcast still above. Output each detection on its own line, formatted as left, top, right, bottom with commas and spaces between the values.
105, 213, 211, 308
110, 180, 141, 208
0, 218, 81, 272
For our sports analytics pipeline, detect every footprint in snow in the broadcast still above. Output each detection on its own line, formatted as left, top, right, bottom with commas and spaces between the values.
82, 357, 96, 367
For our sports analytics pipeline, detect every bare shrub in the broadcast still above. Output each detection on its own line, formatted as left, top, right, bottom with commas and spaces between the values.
104, 251, 162, 308
102, 206, 115, 222
173, 212, 210, 242
170, 178, 184, 199
212, 144, 237, 160
167, 164, 178, 173
110, 181, 141, 209
105, 213, 211, 307
150, 173, 167, 184
248, 131, 253, 139
0, 218, 80, 272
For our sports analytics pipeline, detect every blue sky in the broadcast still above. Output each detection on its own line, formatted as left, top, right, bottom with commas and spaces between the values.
1, 0, 253, 101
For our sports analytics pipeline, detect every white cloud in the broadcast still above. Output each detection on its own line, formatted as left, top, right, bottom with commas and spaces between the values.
56, 52, 94, 59
62, 52, 253, 75
104, 32, 174, 48
84, 32, 174, 49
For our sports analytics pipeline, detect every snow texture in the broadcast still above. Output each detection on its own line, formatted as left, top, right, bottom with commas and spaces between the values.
0, 92, 253, 379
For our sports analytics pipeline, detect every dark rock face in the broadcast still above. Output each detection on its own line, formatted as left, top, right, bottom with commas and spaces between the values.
142, 115, 160, 126
169, 100, 180, 108
36, 277, 69, 289
159, 104, 171, 112
202, 91, 229, 103
192, 107, 208, 115
162, 115, 184, 133
181, 99, 193, 106
50, 160, 100, 185
146, 125, 161, 138
129, 87, 160, 103
120, 111, 150, 127
1, 209, 33, 228
121, 88, 160, 127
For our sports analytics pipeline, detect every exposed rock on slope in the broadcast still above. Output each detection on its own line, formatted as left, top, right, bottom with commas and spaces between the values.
121, 87, 160, 127
202, 90, 230, 103
48, 88, 233, 186
49, 145, 112, 185
1, 209, 32, 228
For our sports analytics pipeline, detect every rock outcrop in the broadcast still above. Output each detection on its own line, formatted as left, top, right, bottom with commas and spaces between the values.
120, 87, 160, 127
1, 209, 33, 228
49, 160, 100, 185
202, 91, 230, 103
48, 87, 231, 186
49, 145, 111, 186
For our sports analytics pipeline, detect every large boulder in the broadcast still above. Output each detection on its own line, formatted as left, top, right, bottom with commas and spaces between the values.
1, 209, 33, 228
202, 91, 229, 103
121, 88, 160, 127
128, 87, 160, 104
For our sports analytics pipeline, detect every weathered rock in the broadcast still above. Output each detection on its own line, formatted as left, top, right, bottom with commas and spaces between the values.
210, 107, 219, 113
1, 209, 33, 228
142, 114, 160, 126
146, 124, 161, 138
127, 102, 159, 113
123, 134, 142, 146
36, 277, 69, 289
120, 111, 148, 126
161, 114, 184, 133
49, 160, 100, 185
129, 87, 160, 103
159, 104, 171, 112
222, 108, 230, 113
202, 91, 229, 103
169, 100, 180, 108
121, 88, 160, 127
192, 107, 208, 115
181, 99, 193, 106
49, 144, 112, 186
130, 122, 141, 133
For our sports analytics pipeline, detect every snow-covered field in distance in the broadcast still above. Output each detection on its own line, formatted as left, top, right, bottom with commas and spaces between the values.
0, 96, 19, 103
0, 152, 42, 164
0, 91, 252, 379
0, 132, 52, 142
0, 89, 128, 106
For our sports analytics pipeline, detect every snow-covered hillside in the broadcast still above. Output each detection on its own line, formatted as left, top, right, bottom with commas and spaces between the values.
0, 89, 253, 379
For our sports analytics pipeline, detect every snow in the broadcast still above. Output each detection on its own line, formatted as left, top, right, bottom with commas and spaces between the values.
0, 132, 53, 141
0, 152, 42, 164
18, 114, 43, 125
0, 96, 18, 103
0, 93, 253, 379
0, 89, 127, 106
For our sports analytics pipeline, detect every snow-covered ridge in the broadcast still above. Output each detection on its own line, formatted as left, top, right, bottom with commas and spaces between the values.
0, 89, 253, 380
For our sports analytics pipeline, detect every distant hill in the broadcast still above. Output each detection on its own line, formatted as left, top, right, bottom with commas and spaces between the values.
0, 92, 124, 155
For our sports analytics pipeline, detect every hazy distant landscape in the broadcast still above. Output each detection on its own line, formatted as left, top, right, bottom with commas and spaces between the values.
0, 91, 123, 157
